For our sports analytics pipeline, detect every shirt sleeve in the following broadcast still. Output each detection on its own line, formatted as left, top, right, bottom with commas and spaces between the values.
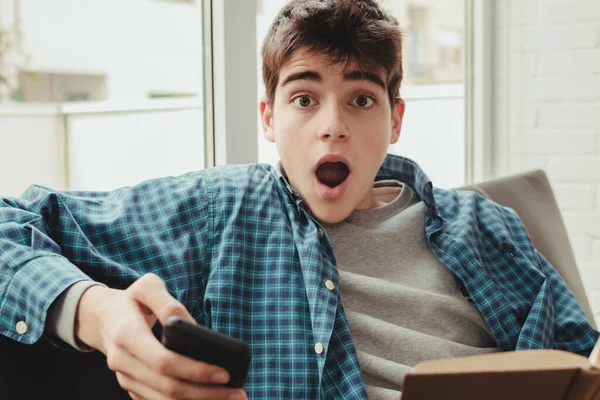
46, 280, 107, 351
0, 196, 95, 345
497, 202, 600, 356
1, 171, 212, 346
535, 249, 600, 356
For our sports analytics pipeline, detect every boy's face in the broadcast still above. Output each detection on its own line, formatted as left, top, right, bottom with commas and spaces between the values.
260, 48, 405, 224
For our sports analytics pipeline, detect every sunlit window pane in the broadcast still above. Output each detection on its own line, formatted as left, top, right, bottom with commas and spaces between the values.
256, 0, 466, 188
0, 0, 205, 196
378, 0, 464, 85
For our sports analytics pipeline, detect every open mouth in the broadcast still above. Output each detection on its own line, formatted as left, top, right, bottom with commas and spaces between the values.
315, 161, 350, 188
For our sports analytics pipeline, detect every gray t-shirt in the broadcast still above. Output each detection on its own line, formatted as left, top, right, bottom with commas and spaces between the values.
322, 180, 498, 400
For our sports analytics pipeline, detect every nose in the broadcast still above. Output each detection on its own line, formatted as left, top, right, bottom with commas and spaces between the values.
318, 102, 350, 142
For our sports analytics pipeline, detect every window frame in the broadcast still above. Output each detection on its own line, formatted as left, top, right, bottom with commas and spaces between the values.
464, 0, 494, 184
203, 0, 259, 168
205, 0, 493, 184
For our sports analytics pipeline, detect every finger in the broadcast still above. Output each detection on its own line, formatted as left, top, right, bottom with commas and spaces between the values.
112, 326, 231, 385
128, 392, 143, 400
116, 372, 171, 400
127, 273, 195, 325
118, 370, 248, 400
110, 346, 240, 399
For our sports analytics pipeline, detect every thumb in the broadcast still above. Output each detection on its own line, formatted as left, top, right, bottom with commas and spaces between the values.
126, 273, 196, 326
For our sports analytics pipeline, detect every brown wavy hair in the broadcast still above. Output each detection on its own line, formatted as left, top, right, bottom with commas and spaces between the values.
261, 0, 403, 108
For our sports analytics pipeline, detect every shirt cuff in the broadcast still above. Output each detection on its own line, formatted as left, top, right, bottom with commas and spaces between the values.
0, 256, 94, 345
46, 280, 107, 351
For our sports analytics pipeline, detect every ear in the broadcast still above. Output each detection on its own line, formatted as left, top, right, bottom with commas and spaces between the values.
259, 96, 275, 143
390, 98, 405, 145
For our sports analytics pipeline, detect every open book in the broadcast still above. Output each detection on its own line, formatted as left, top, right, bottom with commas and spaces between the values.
402, 339, 600, 400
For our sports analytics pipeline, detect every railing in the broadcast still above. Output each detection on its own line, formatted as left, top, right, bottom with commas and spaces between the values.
0, 98, 205, 197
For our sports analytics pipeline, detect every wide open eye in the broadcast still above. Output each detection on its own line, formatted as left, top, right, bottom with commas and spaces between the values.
292, 95, 317, 108
349, 95, 375, 108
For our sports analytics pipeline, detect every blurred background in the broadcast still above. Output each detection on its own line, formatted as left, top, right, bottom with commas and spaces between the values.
0, 0, 599, 322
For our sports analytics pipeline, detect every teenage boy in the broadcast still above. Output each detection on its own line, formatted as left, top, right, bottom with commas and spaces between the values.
0, 1, 597, 399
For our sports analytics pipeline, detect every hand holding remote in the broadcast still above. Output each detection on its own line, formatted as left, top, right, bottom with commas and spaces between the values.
75, 273, 247, 400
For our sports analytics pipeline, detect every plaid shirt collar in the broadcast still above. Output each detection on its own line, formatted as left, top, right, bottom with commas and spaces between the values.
275, 153, 442, 222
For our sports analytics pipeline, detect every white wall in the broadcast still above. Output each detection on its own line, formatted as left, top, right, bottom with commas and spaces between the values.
494, 0, 600, 321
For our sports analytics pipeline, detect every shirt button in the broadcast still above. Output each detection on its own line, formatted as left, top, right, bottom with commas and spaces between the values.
317, 228, 324, 238
325, 280, 335, 291
314, 342, 324, 354
16, 321, 28, 335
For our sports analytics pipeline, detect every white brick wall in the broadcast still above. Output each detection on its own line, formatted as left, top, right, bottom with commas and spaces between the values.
494, 0, 600, 324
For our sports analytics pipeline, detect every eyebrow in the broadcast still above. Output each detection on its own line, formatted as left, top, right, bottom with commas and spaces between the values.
280, 70, 386, 89
343, 70, 386, 89
281, 71, 322, 86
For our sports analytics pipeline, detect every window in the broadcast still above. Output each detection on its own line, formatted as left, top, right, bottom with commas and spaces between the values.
1, 0, 472, 196
368, 0, 466, 189
255, 0, 467, 188
0, 0, 205, 196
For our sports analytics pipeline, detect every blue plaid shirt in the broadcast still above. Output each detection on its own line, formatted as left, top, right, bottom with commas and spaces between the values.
0, 154, 598, 398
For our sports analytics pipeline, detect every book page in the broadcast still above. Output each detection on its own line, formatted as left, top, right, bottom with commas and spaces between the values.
589, 338, 600, 369
413, 350, 590, 374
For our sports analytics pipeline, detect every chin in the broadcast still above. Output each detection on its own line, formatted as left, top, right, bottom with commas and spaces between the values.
308, 203, 353, 224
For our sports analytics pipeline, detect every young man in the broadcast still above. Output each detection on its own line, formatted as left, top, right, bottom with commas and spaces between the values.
0, 1, 597, 399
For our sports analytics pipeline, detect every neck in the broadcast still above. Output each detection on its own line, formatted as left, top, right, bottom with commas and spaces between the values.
354, 188, 385, 210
